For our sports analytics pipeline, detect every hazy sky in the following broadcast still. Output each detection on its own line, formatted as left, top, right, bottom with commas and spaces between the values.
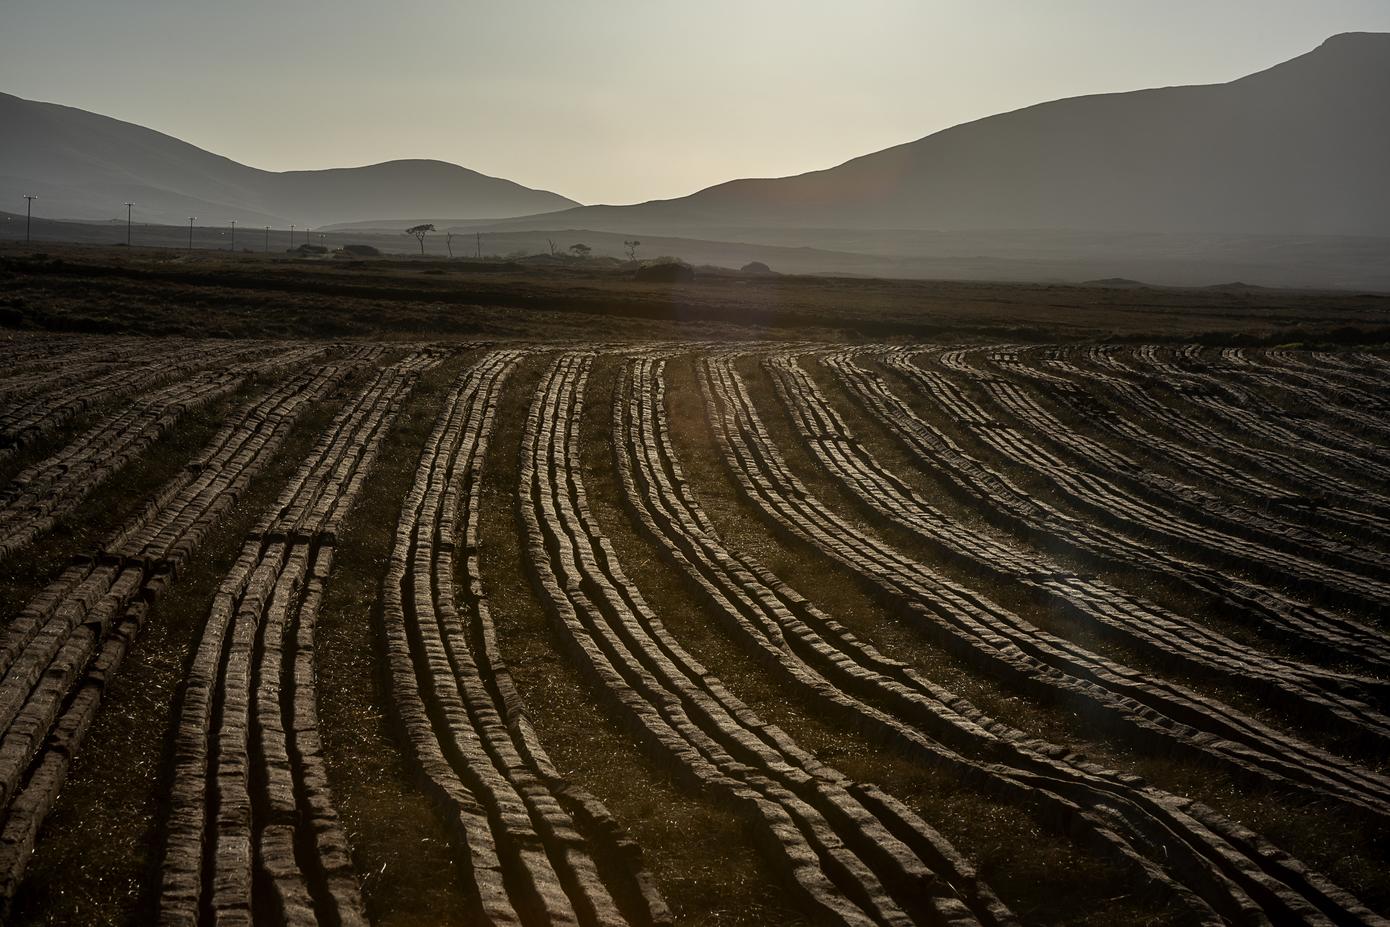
3, 1, 1389, 204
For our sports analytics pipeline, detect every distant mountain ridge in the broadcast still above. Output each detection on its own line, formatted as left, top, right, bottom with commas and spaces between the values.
5, 32, 1388, 262
0, 92, 578, 226
472, 32, 1390, 239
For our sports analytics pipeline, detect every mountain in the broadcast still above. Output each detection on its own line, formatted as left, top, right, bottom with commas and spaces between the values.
478, 32, 1390, 239
0, 93, 578, 226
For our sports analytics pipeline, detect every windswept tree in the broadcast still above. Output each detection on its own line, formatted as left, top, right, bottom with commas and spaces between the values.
547, 238, 559, 256
569, 242, 592, 259
445, 230, 455, 258
624, 239, 641, 262
405, 223, 435, 255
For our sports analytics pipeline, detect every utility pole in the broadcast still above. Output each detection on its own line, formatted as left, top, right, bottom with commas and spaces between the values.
290, 224, 295, 248
124, 202, 134, 246
23, 195, 37, 242
188, 217, 196, 251
229, 219, 236, 252
264, 226, 270, 252
476, 232, 481, 259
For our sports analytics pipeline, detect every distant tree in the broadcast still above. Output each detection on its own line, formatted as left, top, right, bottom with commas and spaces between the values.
569, 243, 592, 259
624, 239, 641, 262
547, 238, 559, 256
445, 230, 455, 258
405, 223, 435, 254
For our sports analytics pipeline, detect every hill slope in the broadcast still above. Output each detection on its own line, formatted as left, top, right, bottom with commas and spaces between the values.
487, 32, 1390, 238
0, 93, 578, 226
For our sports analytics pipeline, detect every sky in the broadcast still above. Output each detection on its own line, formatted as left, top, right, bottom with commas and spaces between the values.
3, 1, 1389, 205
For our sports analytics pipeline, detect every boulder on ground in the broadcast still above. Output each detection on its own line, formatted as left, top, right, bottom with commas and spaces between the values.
740, 261, 776, 276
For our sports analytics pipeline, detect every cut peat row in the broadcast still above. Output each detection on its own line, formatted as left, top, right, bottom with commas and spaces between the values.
621, 353, 1390, 926
0, 335, 168, 404
980, 348, 1390, 576
869, 348, 1390, 674
1214, 348, 1390, 445
1042, 345, 1390, 539
383, 347, 670, 927
1266, 349, 1390, 395
774, 350, 1390, 746
1013, 346, 1302, 503
0, 350, 382, 911
631, 351, 1390, 922
0, 338, 270, 463
1122, 346, 1390, 490
995, 346, 1389, 554
0, 335, 90, 380
698, 354, 1390, 825
0, 344, 328, 562
931, 346, 1390, 613
524, 350, 1015, 927
960, 345, 1390, 612
158, 349, 440, 927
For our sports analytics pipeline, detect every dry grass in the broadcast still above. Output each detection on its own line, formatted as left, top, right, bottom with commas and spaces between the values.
3, 242, 1389, 345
